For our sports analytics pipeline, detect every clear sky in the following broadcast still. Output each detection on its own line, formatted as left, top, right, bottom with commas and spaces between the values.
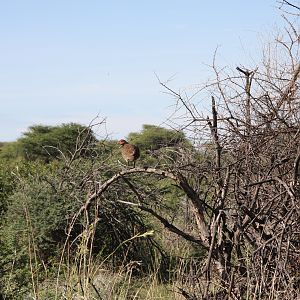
0, 1, 285, 141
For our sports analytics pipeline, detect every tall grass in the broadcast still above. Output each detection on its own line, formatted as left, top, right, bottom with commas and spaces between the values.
15, 208, 200, 300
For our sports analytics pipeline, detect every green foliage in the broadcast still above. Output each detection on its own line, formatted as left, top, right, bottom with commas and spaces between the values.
0, 158, 158, 297
21, 123, 97, 161
0, 141, 23, 161
0, 123, 97, 162
0, 123, 198, 298
95, 139, 119, 161
128, 124, 185, 151
0, 161, 16, 218
0, 161, 71, 296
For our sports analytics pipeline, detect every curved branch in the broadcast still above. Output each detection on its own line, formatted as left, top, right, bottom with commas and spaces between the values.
85, 167, 177, 209
138, 204, 208, 249
75, 166, 209, 247
120, 176, 210, 250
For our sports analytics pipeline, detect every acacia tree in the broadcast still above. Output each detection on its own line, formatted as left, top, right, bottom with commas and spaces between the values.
0, 123, 97, 162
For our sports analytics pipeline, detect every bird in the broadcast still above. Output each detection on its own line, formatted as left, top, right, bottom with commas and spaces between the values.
118, 139, 140, 167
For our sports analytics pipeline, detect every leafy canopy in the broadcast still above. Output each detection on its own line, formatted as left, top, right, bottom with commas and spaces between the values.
0, 123, 97, 162
128, 124, 185, 151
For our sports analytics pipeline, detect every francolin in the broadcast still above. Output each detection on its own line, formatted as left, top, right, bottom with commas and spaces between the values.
118, 139, 140, 167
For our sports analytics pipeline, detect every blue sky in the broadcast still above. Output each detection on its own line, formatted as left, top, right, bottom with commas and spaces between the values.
0, 1, 285, 141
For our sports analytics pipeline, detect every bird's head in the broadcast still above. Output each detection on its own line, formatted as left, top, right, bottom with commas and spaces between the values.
118, 139, 127, 146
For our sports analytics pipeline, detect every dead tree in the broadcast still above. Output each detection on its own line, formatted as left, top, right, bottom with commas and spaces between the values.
61, 9, 300, 300
156, 13, 300, 298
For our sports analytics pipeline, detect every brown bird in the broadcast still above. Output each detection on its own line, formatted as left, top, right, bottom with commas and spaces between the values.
118, 139, 140, 167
